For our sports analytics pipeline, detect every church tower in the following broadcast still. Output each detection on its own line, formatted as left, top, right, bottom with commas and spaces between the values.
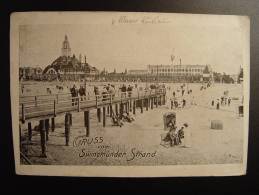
61, 35, 71, 57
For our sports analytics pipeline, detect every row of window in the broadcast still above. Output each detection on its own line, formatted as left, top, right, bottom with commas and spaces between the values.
150, 68, 203, 73
154, 72, 203, 75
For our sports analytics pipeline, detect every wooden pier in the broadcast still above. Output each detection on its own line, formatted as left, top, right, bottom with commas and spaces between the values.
19, 89, 166, 157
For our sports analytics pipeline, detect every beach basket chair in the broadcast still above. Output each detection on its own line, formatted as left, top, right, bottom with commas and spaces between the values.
238, 105, 244, 117
163, 112, 176, 131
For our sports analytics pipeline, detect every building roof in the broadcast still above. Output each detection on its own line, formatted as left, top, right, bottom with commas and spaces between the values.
43, 55, 98, 74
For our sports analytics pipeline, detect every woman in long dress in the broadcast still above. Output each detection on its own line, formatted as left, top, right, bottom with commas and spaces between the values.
183, 123, 191, 148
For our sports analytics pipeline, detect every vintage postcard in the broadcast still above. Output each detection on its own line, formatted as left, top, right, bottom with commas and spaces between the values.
11, 12, 249, 177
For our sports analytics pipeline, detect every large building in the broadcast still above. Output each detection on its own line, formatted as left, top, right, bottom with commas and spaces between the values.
125, 64, 213, 82
147, 64, 212, 77
43, 35, 99, 80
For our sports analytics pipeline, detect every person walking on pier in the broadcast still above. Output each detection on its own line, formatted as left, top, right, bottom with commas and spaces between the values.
70, 84, 78, 106
102, 87, 109, 102
79, 85, 86, 101
108, 84, 115, 100
121, 84, 127, 98
127, 85, 133, 98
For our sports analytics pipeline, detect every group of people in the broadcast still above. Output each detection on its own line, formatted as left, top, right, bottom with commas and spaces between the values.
211, 96, 232, 110
119, 84, 134, 98
162, 119, 190, 147
93, 83, 136, 101
169, 84, 193, 110
169, 81, 213, 110
200, 82, 211, 91
210, 90, 232, 110
170, 98, 187, 109
70, 82, 166, 102
70, 85, 88, 105
111, 111, 135, 128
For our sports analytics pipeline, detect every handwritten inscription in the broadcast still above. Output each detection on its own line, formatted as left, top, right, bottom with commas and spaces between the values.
112, 16, 170, 25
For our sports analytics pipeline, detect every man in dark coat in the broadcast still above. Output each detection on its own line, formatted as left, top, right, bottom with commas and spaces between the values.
70, 85, 78, 106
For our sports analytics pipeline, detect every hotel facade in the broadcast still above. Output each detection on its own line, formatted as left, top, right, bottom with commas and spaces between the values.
147, 64, 212, 77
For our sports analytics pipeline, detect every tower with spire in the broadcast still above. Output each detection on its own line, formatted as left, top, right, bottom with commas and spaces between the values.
61, 35, 71, 57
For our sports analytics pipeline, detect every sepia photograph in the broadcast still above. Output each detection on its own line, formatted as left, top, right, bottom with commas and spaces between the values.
10, 12, 249, 176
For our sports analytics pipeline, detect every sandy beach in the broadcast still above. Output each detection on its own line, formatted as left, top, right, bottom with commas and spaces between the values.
20, 82, 243, 165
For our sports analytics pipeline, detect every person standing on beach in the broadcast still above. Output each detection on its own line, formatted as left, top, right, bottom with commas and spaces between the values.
182, 99, 186, 108
227, 98, 231, 106
216, 99, 220, 110
170, 98, 174, 109
221, 96, 224, 105
191, 96, 195, 105
182, 123, 191, 148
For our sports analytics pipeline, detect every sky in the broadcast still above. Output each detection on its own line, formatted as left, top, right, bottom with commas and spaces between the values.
19, 14, 247, 75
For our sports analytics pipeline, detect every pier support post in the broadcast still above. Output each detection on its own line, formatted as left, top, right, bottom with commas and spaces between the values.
133, 100, 136, 115
45, 119, 50, 141
103, 107, 106, 127
146, 98, 149, 111
51, 117, 55, 132
120, 103, 124, 117
97, 108, 101, 122
65, 113, 70, 146
39, 120, 47, 158
130, 100, 132, 112
115, 104, 118, 115
128, 101, 130, 113
107, 106, 110, 115
125, 102, 128, 114
162, 95, 165, 105
156, 97, 158, 108
84, 110, 90, 137
110, 105, 113, 117
69, 113, 72, 126
28, 122, 32, 141
151, 98, 154, 110
141, 99, 143, 113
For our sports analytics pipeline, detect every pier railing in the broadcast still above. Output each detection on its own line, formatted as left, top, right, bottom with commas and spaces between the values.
19, 88, 166, 122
